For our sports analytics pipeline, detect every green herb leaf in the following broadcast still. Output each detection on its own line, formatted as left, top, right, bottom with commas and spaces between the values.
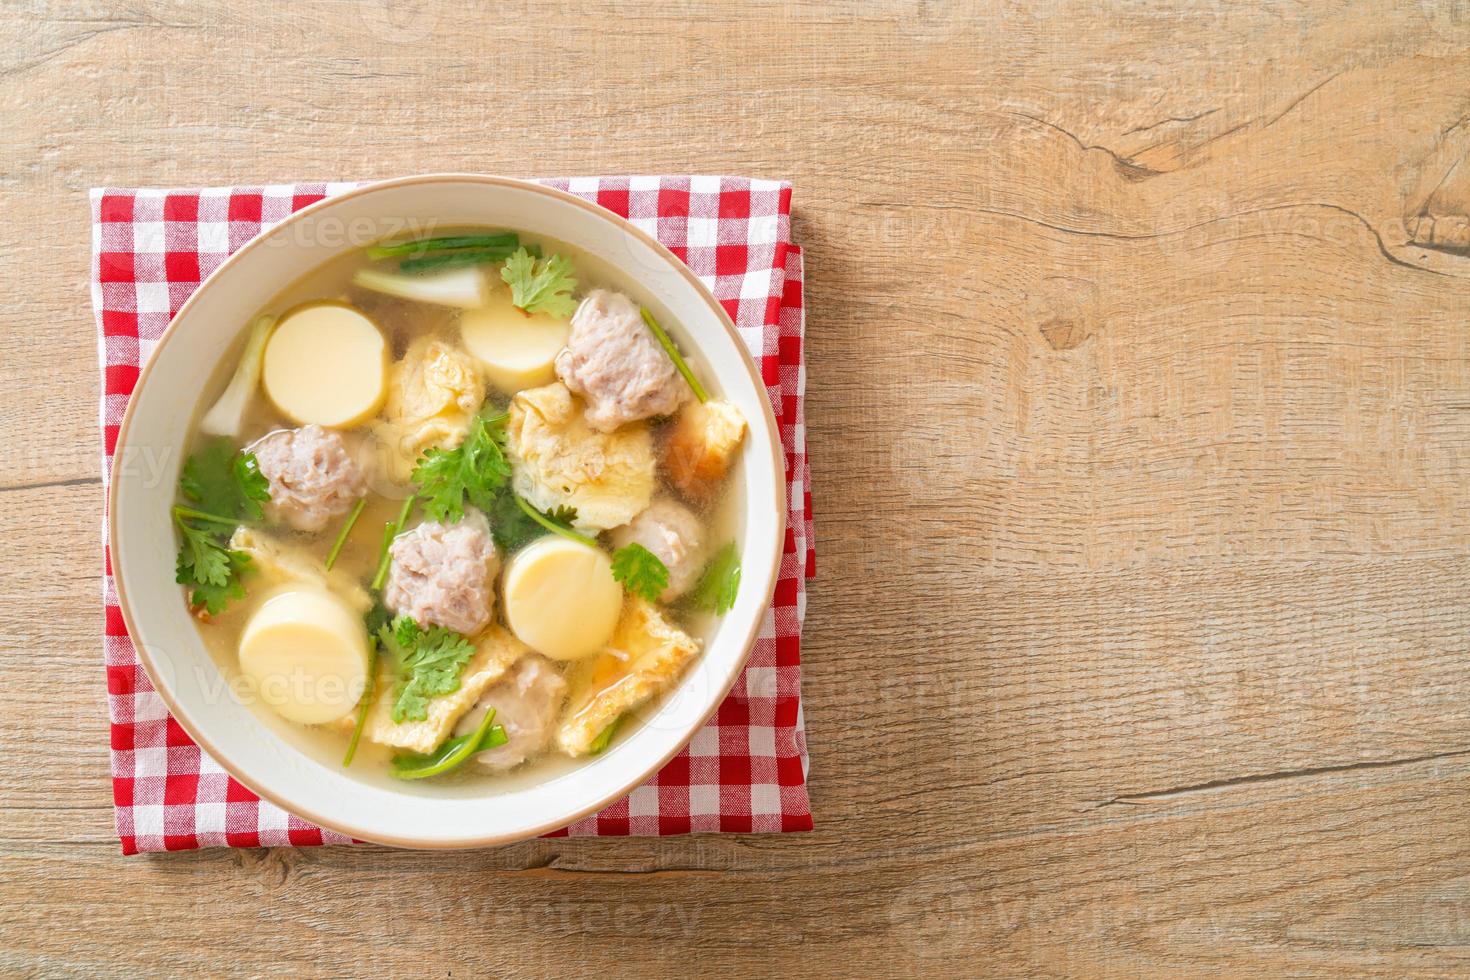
611, 543, 670, 602
181, 440, 271, 521
175, 518, 231, 586
390, 708, 508, 780
172, 440, 265, 617
412, 411, 510, 522
364, 598, 393, 637
173, 528, 252, 615
181, 557, 251, 615
689, 542, 741, 614
488, 489, 546, 552
512, 494, 597, 547
231, 452, 271, 522
500, 246, 579, 318
377, 615, 477, 724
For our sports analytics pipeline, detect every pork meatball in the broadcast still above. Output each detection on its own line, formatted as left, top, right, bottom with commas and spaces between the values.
555, 289, 689, 432
455, 655, 568, 771
384, 508, 499, 635
608, 497, 705, 603
251, 425, 367, 533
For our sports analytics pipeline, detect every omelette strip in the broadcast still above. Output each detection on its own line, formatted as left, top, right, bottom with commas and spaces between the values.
555, 598, 702, 756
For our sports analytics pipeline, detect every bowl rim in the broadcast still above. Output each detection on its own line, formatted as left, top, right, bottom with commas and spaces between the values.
108, 173, 787, 848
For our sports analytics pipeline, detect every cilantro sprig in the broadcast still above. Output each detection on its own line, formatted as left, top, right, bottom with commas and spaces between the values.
513, 495, 595, 547
688, 542, 741, 614
181, 438, 271, 522
376, 615, 477, 724
173, 517, 253, 615
411, 411, 510, 522
611, 543, 670, 602
500, 246, 578, 318
172, 440, 268, 615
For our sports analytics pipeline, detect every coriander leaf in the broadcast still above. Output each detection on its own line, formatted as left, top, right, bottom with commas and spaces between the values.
182, 553, 251, 615
181, 438, 271, 521
232, 452, 271, 522
412, 411, 510, 522
393, 614, 423, 650
500, 247, 578, 318
380, 615, 477, 723
547, 505, 578, 525
611, 543, 670, 602
512, 495, 597, 547
489, 489, 545, 551
174, 532, 252, 615
689, 542, 741, 614
180, 439, 240, 515
364, 599, 393, 638
175, 519, 232, 587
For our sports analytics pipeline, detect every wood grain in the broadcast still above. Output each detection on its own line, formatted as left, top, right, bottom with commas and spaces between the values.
4, 0, 1470, 975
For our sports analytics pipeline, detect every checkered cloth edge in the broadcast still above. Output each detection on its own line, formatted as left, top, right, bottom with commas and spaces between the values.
91, 176, 813, 854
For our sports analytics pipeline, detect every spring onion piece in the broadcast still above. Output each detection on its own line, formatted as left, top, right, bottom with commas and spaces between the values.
399, 248, 516, 274
588, 715, 622, 755
324, 497, 367, 571
367, 233, 518, 260
199, 314, 275, 438
371, 494, 416, 590
341, 644, 378, 768
389, 708, 507, 780
513, 495, 597, 547
351, 266, 487, 308
640, 308, 708, 403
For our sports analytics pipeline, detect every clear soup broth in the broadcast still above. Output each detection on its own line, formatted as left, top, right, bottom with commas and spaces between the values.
176, 228, 745, 795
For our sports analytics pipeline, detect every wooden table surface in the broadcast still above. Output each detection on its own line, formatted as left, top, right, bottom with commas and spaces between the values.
5, 2, 1470, 976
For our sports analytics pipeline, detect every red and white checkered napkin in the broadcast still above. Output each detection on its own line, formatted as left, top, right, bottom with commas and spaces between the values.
90, 177, 814, 854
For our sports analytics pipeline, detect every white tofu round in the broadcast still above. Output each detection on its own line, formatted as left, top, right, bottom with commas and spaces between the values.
502, 536, 622, 661
460, 288, 570, 395
262, 303, 387, 428
238, 588, 370, 725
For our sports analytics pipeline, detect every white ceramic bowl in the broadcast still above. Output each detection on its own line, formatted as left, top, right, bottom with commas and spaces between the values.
109, 174, 785, 847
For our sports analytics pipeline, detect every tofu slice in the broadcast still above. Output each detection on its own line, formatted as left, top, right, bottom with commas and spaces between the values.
662, 399, 746, 501
554, 598, 702, 757
460, 285, 570, 395
239, 588, 370, 726
348, 624, 529, 754
262, 303, 387, 428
